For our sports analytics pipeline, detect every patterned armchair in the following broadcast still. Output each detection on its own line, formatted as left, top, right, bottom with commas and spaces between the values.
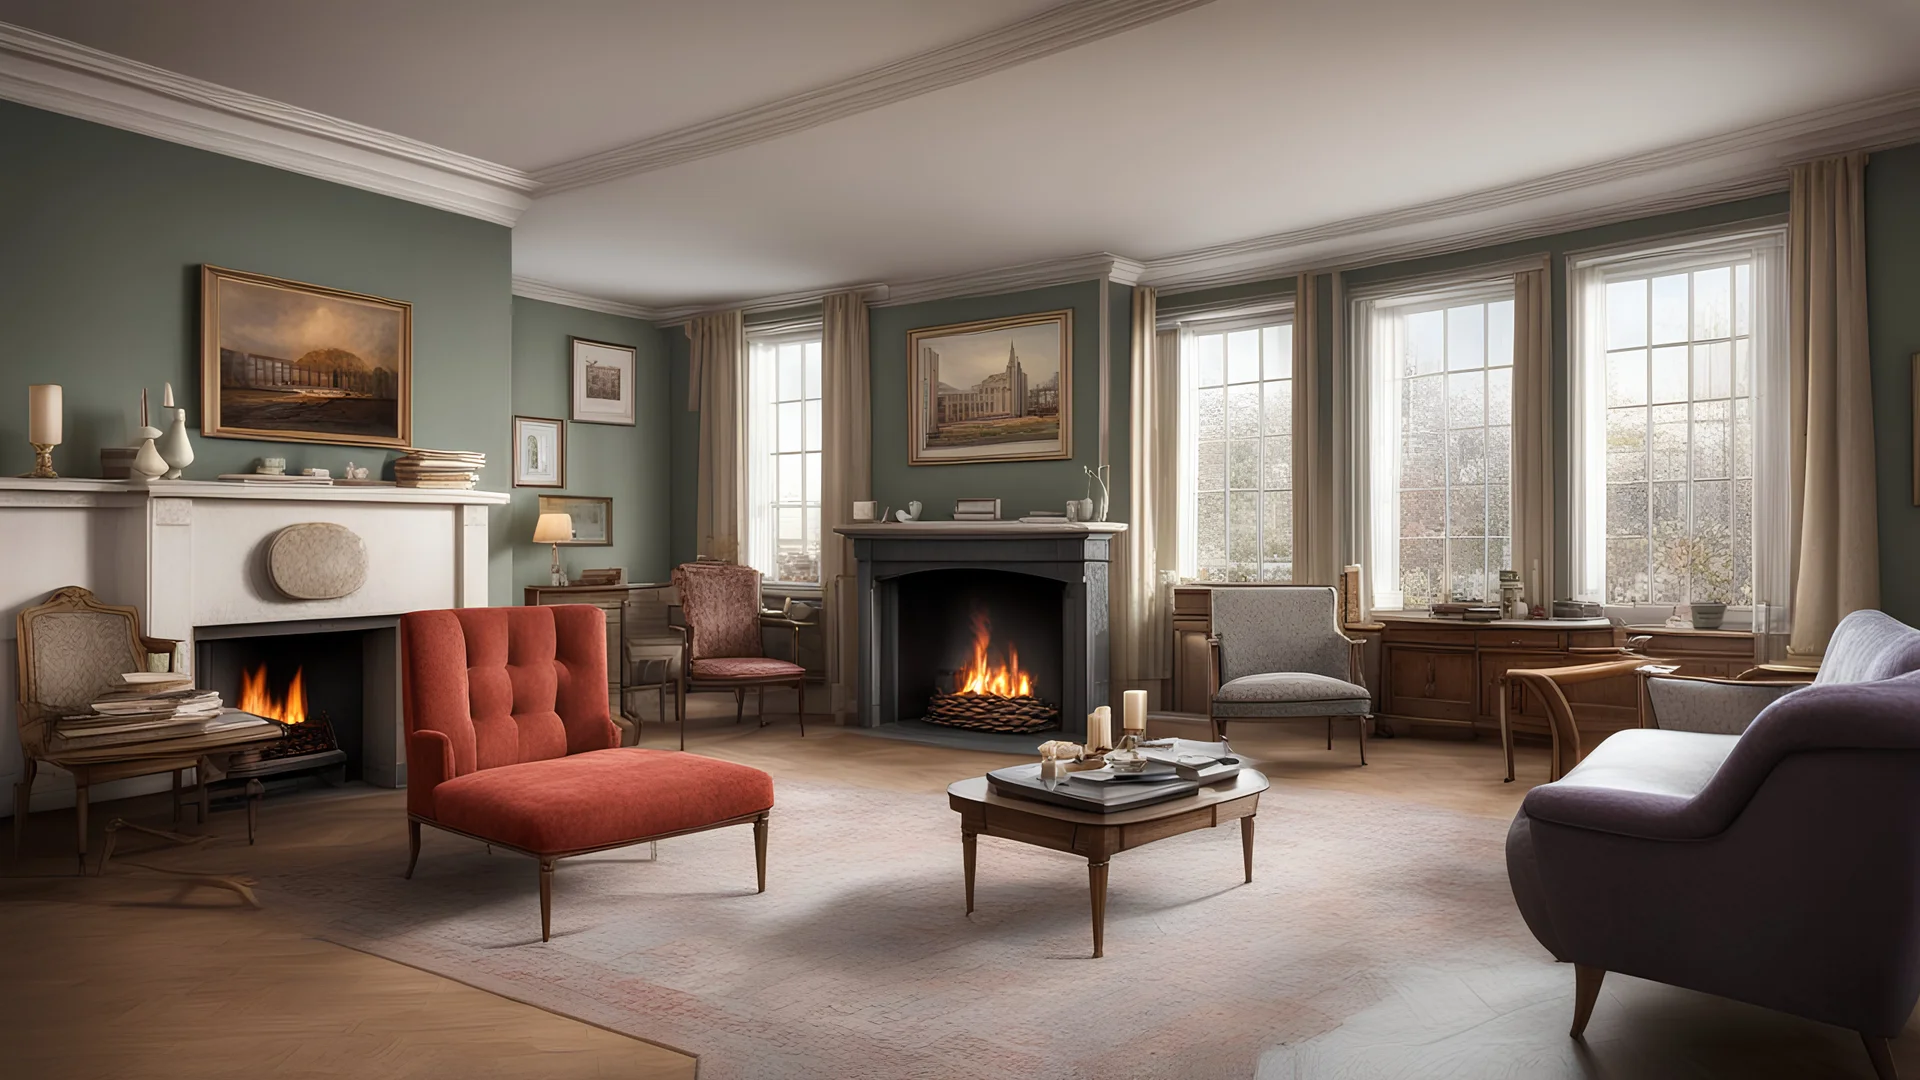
15, 586, 194, 871
671, 562, 807, 739
1207, 586, 1371, 764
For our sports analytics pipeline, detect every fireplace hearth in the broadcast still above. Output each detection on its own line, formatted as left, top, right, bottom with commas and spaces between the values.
921, 600, 1061, 734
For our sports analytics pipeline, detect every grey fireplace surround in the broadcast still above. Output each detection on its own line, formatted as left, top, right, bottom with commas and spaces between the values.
836, 522, 1126, 744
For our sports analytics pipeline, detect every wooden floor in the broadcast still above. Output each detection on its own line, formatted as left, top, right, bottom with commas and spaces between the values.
3, 702, 1913, 1078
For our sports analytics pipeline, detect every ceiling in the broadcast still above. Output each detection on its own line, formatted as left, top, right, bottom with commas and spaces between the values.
4, 0, 1919, 312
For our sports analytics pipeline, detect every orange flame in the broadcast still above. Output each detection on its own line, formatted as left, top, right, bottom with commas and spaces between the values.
956, 611, 1033, 698
238, 664, 307, 724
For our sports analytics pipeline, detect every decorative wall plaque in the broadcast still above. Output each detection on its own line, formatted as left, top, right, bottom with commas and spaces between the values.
267, 522, 368, 600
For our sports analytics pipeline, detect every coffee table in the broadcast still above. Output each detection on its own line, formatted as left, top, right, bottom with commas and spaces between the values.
946, 769, 1269, 957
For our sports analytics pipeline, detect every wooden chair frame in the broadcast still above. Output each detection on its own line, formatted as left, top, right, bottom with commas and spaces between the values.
669, 593, 811, 741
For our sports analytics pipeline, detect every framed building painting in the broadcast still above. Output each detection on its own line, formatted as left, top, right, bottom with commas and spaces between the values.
199, 265, 411, 448
571, 337, 637, 426
907, 309, 1071, 465
513, 415, 565, 488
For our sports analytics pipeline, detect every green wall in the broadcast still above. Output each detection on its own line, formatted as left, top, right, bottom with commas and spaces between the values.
1867, 142, 1920, 625
0, 100, 517, 602
509, 297, 673, 592
668, 328, 698, 568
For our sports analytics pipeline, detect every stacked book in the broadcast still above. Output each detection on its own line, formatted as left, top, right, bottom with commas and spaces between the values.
1430, 601, 1502, 622
55, 672, 277, 752
1018, 510, 1069, 525
954, 497, 1001, 521
394, 448, 485, 489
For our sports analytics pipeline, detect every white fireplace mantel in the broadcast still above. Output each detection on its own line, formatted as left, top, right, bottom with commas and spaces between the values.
0, 477, 508, 813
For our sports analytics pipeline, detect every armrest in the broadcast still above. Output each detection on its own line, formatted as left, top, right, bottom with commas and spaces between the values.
1508, 659, 1650, 780
1344, 636, 1367, 690
406, 729, 455, 820
1643, 675, 1803, 735
1205, 636, 1222, 698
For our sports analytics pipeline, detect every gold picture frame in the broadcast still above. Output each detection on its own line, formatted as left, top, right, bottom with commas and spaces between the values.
200, 265, 412, 449
907, 309, 1072, 466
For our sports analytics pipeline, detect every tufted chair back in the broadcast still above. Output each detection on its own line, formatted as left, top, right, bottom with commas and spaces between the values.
400, 606, 614, 785
672, 562, 765, 661
1210, 586, 1350, 684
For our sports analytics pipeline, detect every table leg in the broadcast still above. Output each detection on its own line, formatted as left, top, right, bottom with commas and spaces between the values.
1500, 677, 1517, 783
962, 828, 977, 914
1241, 815, 1255, 883
1088, 860, 1109, 958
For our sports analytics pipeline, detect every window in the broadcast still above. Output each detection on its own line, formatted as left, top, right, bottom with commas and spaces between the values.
745, 331, 822, 587
1570, 228, 1788, 621
1356, 282, 1517, 609
1178, 318, 1294, 581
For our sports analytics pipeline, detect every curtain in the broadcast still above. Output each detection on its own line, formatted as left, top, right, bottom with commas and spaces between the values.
1114, 287, 1176, 686
819, 292, 871, 716
687, 310, 746, 562
1788, 152, 1878, 655
1512, 266, 1554, 609
1292, 273, 1333, 585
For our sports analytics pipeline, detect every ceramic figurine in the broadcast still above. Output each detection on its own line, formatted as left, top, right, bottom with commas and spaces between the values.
1083, 464, 1111, 523
129, 426, 168, 483
157, 407, 194, 479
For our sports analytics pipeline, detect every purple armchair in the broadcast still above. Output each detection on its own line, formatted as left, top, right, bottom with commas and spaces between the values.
1507, 610, 1920, 1079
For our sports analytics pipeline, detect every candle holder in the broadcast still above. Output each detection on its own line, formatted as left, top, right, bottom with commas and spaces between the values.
27, 441, 56, 479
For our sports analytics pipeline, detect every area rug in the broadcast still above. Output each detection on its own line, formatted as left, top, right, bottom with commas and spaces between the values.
257, 779, 1543, 1080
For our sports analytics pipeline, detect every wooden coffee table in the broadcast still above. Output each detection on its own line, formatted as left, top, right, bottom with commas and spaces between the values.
946, 769, 1269, 957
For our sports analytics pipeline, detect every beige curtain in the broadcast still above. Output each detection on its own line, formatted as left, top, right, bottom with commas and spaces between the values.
687, 310, 746, 562
1292, 273, 1333, 585
1788, 152, 1878, 655
1114, 287, 1177, 687
1512, 266, 1554, 608
820, 292, 871, 717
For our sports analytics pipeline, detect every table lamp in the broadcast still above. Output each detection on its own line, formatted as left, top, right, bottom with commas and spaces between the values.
532, 512, 573, 586
26, 384, 60, 478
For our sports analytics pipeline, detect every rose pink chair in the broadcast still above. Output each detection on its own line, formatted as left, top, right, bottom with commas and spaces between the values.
671, 562, 807, 737
401, 604, 774, 941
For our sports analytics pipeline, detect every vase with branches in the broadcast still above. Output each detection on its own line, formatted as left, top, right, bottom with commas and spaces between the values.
1658, 523, 1736, 628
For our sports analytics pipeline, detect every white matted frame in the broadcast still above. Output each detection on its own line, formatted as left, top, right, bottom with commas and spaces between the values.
512, 415, 565, 488
570, 337, 637, 426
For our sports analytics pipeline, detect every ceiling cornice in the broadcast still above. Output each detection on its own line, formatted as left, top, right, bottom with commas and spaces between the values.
511, 277, 666, 320
875, 253, 1142, 308
531, 0, 1217, 194
0, 20, 538, 226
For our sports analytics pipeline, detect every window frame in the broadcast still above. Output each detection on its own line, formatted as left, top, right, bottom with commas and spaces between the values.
744, 325, 825, 592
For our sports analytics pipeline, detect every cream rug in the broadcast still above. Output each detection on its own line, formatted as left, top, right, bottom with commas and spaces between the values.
253, 777, 1567, 1079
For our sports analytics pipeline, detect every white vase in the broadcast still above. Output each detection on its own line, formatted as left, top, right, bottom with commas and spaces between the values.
130, 427, 168, 483
157, 407, 194, 479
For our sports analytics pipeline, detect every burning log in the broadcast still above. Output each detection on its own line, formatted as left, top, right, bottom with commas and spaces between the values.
924, 692, 1059, 734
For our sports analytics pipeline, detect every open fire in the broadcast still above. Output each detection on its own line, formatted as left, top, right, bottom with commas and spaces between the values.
925, 611, 1058, 733
238, 664, 308, 724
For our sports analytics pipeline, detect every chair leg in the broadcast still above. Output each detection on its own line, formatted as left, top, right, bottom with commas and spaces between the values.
13, 758, 35, 857
74, 782, 89, 876
1211, 715, 1226, 743
245, 779, 263, 844
539, 858, 556, 942
404, 819, 421, 879
753, 813, 769, 893
1570, 965, 1605, 1038
1862, 1033, 1896, 1080
797, 679, 806, 737
735, 688, 746, 724
1358, 715, 1368, 766
171, 768, 183, 826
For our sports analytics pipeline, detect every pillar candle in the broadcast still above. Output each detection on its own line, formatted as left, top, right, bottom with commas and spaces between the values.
28, 384, 61, 445
162, 381, 174, 408
1087, 706, 1112, 751
1122, 689, 1147, 732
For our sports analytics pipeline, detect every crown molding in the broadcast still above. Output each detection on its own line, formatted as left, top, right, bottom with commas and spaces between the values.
651, 283, 890, 327
1142, 85, 1920, 294
0, 21, 538, 226
532, 0, 1216, 194
511, 277, 667, 320
876, 252, 1142, 307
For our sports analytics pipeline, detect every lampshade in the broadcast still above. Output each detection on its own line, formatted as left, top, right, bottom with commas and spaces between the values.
531, 512, 573, 544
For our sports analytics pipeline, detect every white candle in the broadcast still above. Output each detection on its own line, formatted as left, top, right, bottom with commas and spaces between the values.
162, 381, 174, 408
1123, 689, 1147, 732
28, 384, 61, 445
1087, 706, 1112, 752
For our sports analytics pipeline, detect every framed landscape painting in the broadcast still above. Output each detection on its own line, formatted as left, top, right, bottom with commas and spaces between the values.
200, 265, 411, 448
907, 310, 1071, 465
571, 337, 637, 425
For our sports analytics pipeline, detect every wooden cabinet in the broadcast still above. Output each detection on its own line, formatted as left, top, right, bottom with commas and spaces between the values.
1375, 618, 1626, 737
1628, 627, 1757, 678
1385, 646, 1476, 721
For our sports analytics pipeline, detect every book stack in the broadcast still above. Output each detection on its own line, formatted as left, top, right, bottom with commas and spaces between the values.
56, 672, 227, 748
1018, 510, 1069, 524
1431, 601, 1502, 622
953, 497, 1001, 522
394, 448, 485, 489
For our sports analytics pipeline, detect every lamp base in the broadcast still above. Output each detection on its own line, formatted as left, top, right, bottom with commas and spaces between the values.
549, 543, 569, 587
23, 442, 56, 479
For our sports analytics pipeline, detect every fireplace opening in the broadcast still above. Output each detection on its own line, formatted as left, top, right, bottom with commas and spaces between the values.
197, 627, 369, 784
895, 569, 1064, 734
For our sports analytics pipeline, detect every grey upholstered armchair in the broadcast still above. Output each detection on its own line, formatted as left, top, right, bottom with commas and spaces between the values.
1507, 609, 1920, 1079
1207, 586, 1371, 764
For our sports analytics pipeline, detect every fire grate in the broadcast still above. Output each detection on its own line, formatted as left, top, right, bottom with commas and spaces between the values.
924, 692, 1060, 733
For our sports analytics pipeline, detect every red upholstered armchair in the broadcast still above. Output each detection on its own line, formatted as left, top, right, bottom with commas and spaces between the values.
672, 562, 807, 737
400, 605, 775, 941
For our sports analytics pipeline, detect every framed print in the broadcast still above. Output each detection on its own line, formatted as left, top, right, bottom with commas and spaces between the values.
513, 415, 565, 488
571, 336, 637, 425
200, 265, 411, 448
537, 494, 612, 546
907, 309, 1071, 465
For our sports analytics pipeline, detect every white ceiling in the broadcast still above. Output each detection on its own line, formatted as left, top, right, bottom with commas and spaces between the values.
4, 0, 1919, 311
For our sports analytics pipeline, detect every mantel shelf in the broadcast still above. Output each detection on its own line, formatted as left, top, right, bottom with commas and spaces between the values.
0, 476, 508, 506
835, 521, 1125, 539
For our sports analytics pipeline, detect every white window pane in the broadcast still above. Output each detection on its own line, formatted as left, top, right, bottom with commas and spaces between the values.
1228, 491, 1260, 567
1486, 367, 1512, 426
1485, 425, 1511, 484
1734, 264, 1751, 336
1263, 380, 1291, 436
1196, 441, 1226, 492
1197, 334, 1224, 387
804, 399, 822, 451
1732, 397, 1752, 478
1228, 385, 1260, 438
804, 341, 822, 398
1404, 375, 1444, 433
1607, 350, 1648, 407
1488, 484, 1511, 539
1402, 431, 1446, 488
1651, 346, 1688, 404
1693, 400, 1729, 479
1607, 483, 1648, 536
1262, 324, 1292, 380
1651, 274, 1689, 344
1449, 486, 1486, 537
778, 453, 803, 502
1402, 489, 1444, 537
778, 401, 803, 452
1406, 310, 1444, 375
805, 451, 822, 504
777, 506, 804, 543
1449, 429, 1485, 485
1227, 330, 1260, 384
1447, 304, 1485, 371
1263, 496, 1292, 565
1608, 537, 1649, 604
1197, 387, 1226, 440
1446, 371, 1484, 429
1650, 404, 1688, 480
778, 344, 804, 401
1228, 439, 1260, 490
1733, 338, 1751, 398
1607, 279, 1648, 349
1264, 435, 1291, 490
1400, 539, 1444, 606
1449, 538, 1489, 600
1693, 266, 1731, 340
1487, 300, 1514, 368
1607, 409, 1648, 484
1196, 492, 1227, 561
1693, 341, 1732, 400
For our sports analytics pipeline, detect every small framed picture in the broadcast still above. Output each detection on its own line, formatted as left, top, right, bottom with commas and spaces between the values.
512, 415, 565, 488
537, 494, 612, 546
571, 337, 636, 425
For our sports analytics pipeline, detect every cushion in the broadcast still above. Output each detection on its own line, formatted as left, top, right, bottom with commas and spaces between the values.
692, 656, 806, 679
430, 748, 774, 854
1213, 672, 1371, 718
